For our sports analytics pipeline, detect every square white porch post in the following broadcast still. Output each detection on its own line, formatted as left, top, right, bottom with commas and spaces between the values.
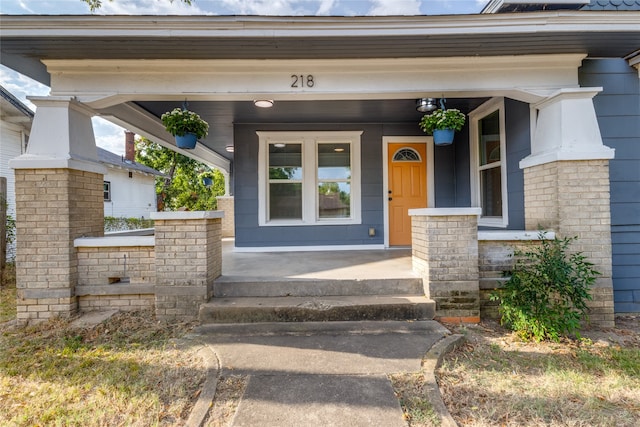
409, 208, 482, 324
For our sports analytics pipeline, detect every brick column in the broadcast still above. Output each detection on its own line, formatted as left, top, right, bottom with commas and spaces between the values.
521, 89, 616, 327
10, 97, 105, 323
409, 208, 481, 323
151, 211, 223, 320
216, 196, 235, 238
523, 161, 615, 327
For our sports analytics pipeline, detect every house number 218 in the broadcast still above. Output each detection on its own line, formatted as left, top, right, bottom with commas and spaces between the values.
291, 74, 315, 88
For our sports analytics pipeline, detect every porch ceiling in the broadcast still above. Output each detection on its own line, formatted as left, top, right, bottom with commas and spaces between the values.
136, 98, 489, 161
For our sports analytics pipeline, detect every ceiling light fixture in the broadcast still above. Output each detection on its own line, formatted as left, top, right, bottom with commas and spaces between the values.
225, 144, 234, 153
416, 98, 437, 113
253, 100, 274, 108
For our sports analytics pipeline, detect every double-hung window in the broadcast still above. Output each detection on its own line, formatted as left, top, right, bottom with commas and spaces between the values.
258, 131, 362, 226
103, 181, 111, 201
469, 98, 508, 227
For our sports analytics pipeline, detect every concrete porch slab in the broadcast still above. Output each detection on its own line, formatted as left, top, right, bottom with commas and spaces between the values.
221, 239, 416, 281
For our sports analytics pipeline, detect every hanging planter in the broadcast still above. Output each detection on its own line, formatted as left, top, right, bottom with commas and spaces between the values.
432, 128, 456, 146
419, 99, 466, 146
161, 106, 209, 150
175, 132, 198, 149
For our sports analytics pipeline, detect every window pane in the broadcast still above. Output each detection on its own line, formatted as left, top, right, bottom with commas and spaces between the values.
318, 182, 351, 219
269, 183, 302, 219
269, 143, 302, 180
481, 167, 502, 217
479, 110, 500, 166
318, 143, 350, 180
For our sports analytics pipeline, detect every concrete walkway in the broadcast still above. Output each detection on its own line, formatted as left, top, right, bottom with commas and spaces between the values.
193, 320, 454, 427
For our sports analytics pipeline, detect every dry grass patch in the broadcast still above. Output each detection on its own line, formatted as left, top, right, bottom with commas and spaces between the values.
390, 372, 440, 426
0, 263, 16, 323
0, 310, 206, 426
437, 319, 640, 427
204, 374, 248, 426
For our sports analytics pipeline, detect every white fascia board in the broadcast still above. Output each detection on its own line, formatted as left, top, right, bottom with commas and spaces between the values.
1, 12, 638, 37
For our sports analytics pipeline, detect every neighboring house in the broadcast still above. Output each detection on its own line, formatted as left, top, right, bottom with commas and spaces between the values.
1, 0, 638, 321
0, 85, 33, 260
100, 131, 161, 219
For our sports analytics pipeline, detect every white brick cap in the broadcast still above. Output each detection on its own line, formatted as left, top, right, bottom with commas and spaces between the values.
150, 211, 224, 220
408, 208, 482, 217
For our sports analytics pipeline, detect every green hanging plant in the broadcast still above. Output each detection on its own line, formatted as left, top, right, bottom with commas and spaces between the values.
419, 108, 466, 134
161, 108, 209, 139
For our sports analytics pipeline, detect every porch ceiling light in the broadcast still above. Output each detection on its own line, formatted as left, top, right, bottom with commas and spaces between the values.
225, 144, 234, 153
253, 99, 274, 108
416, 98, 437, 113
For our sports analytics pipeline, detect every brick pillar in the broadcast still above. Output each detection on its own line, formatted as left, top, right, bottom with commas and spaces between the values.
151, 211, 223, 320
410, 208, 481, 323
524, 160, 615, 327
9, 97, 105, 323
521, 89, 616, 328
216, 196, 235, 238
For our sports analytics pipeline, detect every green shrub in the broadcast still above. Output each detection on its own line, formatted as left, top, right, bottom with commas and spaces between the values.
490, 235, 600, 342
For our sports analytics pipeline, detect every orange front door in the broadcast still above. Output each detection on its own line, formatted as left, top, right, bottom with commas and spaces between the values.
388, 142, 427, 246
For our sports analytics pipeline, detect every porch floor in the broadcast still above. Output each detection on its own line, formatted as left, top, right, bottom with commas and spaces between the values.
221, 239, 417, 281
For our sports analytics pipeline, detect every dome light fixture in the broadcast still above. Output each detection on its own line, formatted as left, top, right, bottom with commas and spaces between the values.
225, 144, 234, 153
253, 99, 274, 108
416, 98, 437, 113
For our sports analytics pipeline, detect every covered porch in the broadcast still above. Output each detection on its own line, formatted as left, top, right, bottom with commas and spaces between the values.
2, 13, 630, 326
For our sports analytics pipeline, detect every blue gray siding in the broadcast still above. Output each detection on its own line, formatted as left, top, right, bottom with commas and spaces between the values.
234, 123, 424, 247
580, 58, 640, 313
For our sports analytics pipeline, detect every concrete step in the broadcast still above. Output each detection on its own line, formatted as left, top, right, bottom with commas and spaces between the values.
199, 295, 435, 324
213, 277, 424, 298
195, 319, 449, 337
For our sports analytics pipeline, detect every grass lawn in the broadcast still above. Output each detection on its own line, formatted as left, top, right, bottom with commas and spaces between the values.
2, 264, 639, 426
0, 302, 206, 426
435, 320, 640, 427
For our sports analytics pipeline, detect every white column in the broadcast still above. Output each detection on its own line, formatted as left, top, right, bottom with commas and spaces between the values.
520, 88, 614, 169
9, 96, 104, 174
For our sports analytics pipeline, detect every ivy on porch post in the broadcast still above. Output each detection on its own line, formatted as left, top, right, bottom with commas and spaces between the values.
521, 88, 616, 328
9, 97, 105, 323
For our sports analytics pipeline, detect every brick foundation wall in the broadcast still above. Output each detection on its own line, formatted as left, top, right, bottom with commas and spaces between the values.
411, 209, 480, 323
153, 212, 222, 320
77, 246, 155, 285
524, 160, 615, 327
478, 239, 544, 319
216, 196, 235, 238
14, 168, 104, 323
78, 294, 154, 312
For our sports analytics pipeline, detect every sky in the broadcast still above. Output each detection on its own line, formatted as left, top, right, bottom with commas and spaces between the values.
0, 0, 488, 155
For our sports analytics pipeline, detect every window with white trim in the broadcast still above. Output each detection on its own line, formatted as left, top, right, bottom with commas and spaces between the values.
103, 181, 111, 201
258, 131, 362, 226
469, 98, 508, 227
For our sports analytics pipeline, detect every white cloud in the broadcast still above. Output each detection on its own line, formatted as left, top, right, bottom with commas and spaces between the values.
98, 0, 210, 15
92, 118, 127, 155
0, 66, 49, 111
316, 0, 336, 15
368, 0, 420, 15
